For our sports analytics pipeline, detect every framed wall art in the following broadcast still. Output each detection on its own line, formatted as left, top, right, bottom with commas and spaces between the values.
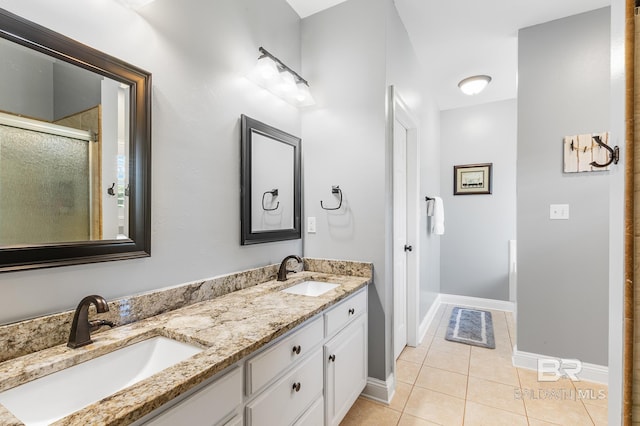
453, 163, 493, 195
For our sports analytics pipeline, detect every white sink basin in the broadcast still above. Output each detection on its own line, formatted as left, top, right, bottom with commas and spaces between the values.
0, 336, 203, 426
281, 280, 339, 297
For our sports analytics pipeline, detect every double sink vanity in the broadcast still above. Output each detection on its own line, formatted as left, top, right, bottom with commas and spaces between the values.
0, 258, 371, 426
0, 8, 370, 426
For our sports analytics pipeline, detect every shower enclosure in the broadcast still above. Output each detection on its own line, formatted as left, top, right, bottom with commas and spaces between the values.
0, 112, 97, 246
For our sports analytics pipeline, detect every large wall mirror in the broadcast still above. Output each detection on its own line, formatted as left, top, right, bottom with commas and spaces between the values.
0, 8, 151, 271
241, 115, 301, 244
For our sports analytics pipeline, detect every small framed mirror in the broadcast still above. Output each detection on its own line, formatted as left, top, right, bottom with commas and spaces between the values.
0, 8, 151, 271
241, 115, 301, 245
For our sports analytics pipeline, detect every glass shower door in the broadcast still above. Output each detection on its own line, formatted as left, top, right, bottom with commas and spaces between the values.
0, 124, 90, 245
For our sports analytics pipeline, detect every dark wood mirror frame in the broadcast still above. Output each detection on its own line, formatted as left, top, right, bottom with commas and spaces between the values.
0, 8, 151, 272
240, 115, 301, 245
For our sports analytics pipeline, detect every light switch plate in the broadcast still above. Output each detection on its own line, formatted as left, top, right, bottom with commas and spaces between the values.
307, 217, 316, 233
550, 204, 569, 220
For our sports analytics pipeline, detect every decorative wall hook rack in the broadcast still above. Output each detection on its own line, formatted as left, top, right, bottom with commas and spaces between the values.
320, 185, 343, 210
261, 189, 279, 211
590, 135, 619, 168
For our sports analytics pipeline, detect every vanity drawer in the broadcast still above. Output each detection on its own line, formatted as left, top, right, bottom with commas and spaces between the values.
245, 348, 323, 426
246, 316, 323, 395
324, 288, 367, 338
293, 395, 324, 426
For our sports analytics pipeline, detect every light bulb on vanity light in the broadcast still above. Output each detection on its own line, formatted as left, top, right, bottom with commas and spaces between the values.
458, 75, 492, 96
251, 56, 279, 85
274, 70, 297, 98
294, 81, 315, 107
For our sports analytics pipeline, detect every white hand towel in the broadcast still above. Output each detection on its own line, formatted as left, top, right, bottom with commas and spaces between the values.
432, 196, 445, 235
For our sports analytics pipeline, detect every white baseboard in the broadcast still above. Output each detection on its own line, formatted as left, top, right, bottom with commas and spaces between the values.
361, 372, 395, 404
512, 347, 608, 384
416, 293, 513, 344
438, 293, 515, 312
418, 294, 443, 343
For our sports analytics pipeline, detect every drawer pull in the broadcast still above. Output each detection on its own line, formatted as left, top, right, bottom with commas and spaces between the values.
328, 354, 336, 362
292, 345, 301, 355
292, 382, 301, 392
348, 308, 355, 315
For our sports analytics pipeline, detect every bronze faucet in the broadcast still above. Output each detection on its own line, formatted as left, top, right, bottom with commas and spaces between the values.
67, 295, 115, 349
277, 255, 302, 281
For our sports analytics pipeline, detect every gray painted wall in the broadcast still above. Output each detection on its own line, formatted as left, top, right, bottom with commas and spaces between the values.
0, 40, 54, 120
440, 99, 517, 301
301, 0, 388, 381
0, 0, 303, 324
52, 62, 102, 121
517, 8, 610, 365
0, 41, 102, 121
301, 0, 440, 381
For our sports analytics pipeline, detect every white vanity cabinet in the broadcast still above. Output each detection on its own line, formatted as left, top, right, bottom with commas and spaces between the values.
323, 290, 368, 426
294, 396, 324, 426
245, 287, 368, 426
245, 348, 323, 426
244, 315, 324, 426
142, 366, 243, 426
139, 286, 368, 426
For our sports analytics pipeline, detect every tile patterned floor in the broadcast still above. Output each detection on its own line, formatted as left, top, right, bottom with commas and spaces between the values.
341, 304, 608, 426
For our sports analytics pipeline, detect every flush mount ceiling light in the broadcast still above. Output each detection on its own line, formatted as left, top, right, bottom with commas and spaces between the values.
115, 0, 156, 9
248, 47, 315, 108
458, 75, 492, 96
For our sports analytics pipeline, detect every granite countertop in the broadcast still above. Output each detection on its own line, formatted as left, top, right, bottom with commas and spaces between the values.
0, 270, 370, 425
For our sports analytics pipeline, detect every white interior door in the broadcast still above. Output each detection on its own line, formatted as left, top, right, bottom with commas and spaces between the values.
393, 117, 408, 360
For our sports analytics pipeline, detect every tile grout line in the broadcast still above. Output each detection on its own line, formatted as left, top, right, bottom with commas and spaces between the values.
514, 364, 532, 425
506, 309, 531, 425
461, 328, 472, 426
572, 375, 597, 426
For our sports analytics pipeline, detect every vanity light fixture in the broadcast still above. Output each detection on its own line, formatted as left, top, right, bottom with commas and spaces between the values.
458, 75, 492, 96
249, 47, 315, 107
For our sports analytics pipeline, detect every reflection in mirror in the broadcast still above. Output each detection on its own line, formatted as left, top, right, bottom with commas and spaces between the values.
251, 132, 294, 232
0, 7, 151, 272
241, 115, 301, 245
0, 36, 131, 245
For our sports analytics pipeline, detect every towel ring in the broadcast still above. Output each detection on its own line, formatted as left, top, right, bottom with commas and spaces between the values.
321, 186, 342, 211
261, 189, 279, 211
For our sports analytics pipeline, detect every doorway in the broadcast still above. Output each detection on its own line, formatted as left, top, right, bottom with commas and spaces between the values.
391, 87, 420, 360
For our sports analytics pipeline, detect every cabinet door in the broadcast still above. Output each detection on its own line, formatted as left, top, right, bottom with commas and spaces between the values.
324, 314, 367, 426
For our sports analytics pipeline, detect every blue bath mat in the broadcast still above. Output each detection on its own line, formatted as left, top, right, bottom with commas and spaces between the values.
445, 307, 495, 349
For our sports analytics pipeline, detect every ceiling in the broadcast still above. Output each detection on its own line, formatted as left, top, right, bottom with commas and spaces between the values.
286, 0, 611, 110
